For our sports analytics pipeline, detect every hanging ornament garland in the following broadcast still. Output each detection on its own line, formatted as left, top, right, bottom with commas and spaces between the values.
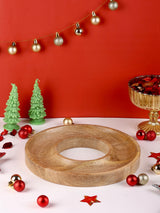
0, 0, 119, 55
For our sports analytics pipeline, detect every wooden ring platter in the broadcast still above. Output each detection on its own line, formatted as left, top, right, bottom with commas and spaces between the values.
25, 124, 140, 187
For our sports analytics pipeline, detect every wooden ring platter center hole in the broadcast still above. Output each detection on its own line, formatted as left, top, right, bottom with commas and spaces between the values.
58, 137, 110, 161
25, 124, 140, 187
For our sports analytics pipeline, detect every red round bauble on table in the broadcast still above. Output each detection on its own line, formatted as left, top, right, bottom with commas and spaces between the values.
21, 125, 32, 134
37, 195, 49, 207
14, 180, 25, 192
18, 129, 28, 139
126, 174, 138, 186
146, 130, 156, 141
136, 130, 145, 140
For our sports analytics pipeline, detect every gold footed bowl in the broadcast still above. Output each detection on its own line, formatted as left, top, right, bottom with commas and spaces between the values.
128, 75, 160, 135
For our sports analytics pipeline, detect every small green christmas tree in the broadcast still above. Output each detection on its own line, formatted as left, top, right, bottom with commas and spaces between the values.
29, 79, 46, 125
3, 84, 20, 131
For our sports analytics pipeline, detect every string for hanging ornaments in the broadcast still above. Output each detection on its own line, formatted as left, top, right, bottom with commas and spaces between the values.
0, 0, 119, 52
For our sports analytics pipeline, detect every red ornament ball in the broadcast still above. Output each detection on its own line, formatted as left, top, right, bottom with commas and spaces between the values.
37, 195, 49, 208
146, 130, 156, 141
21, 125, 32, 134
14, 180, 25, 192
126, 174, 138, 186
136, 130, 145, 140
18, 129, 28, 139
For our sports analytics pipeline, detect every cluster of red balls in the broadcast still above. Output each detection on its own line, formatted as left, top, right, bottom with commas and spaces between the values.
0, 124, 33, 141
136, 130, 156, 141
18, 125, 33, 139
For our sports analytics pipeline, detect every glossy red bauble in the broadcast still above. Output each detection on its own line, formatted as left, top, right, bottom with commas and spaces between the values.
21, 125, 32, 134
136, 130, 145, 140
126, 174, 138, 186
37, 195, 49, 207
14, 180, 25, 192
18, 129, 28, 139
146, 130, 156, 141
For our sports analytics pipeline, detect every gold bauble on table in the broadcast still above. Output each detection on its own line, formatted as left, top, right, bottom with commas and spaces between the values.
138, 173, 149, 185
74, 23, 83, 36
91, 11, 101, 25
54, 32, 64, 46
32, 39, 41, 52
11, 174, 22, 183
63, 117, 73, 125
152, 164, 160, 174
108, 0, 119, 10
8, 42, 17, 55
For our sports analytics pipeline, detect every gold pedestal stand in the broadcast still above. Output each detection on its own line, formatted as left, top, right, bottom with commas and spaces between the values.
138, 111, 160, 135
128, 75, 160, 135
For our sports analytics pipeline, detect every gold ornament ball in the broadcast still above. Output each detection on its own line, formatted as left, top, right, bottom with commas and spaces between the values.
91, 16, 100, 25
152, 164, 160, 175
32, 43, 41, 52
54, 34, 64, 46
8, 45, 17, 55
63, 118, 73, 125
138, 173, 149, 185
11, 174, 22, 183
108, 1, 118, 10
75, 27, 83, 36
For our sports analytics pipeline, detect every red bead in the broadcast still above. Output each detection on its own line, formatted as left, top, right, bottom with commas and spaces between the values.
146, 130, 156, 141
10, 129, 17, 136
14, 180, 25, 192
37, 195, 49, 207
2, 142, 13, 149
18, 129, 28, 139
1, 129, 8, 136
0, 135, 4, 141
21, 125, 32, 134
136, 130, 145, 140
126, 174, 138, 186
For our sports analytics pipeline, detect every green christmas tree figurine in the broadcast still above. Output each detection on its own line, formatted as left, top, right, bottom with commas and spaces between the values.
3, 84, 20, 131
29, 79, 46, 125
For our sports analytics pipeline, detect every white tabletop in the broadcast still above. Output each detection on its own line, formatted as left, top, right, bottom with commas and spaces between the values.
0, 117, 159, 213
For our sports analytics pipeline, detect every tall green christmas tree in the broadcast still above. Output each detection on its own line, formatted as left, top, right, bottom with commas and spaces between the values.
29, 79, 46, 125
3, 84, 20, 131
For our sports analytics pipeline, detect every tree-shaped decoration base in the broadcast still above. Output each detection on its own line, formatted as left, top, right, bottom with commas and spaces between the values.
3, 84, 20, 131
29, 79, 46, 125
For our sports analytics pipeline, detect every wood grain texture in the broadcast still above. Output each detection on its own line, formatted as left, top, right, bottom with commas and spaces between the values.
25, 124, 140, 187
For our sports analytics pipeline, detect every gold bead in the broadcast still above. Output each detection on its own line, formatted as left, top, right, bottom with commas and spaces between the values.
152, 164, 160, 174
91, 11, 101, 25
11, 174, 22, 183
32, 39, 41, 52
54, 32, 64, 46
63, 118, 73, 125
8, 42, 17, 55
138, 173, 149, 185
74, 23, 83, 36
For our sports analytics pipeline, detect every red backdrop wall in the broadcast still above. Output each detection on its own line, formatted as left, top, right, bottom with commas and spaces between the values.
0, 0, 160, 118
